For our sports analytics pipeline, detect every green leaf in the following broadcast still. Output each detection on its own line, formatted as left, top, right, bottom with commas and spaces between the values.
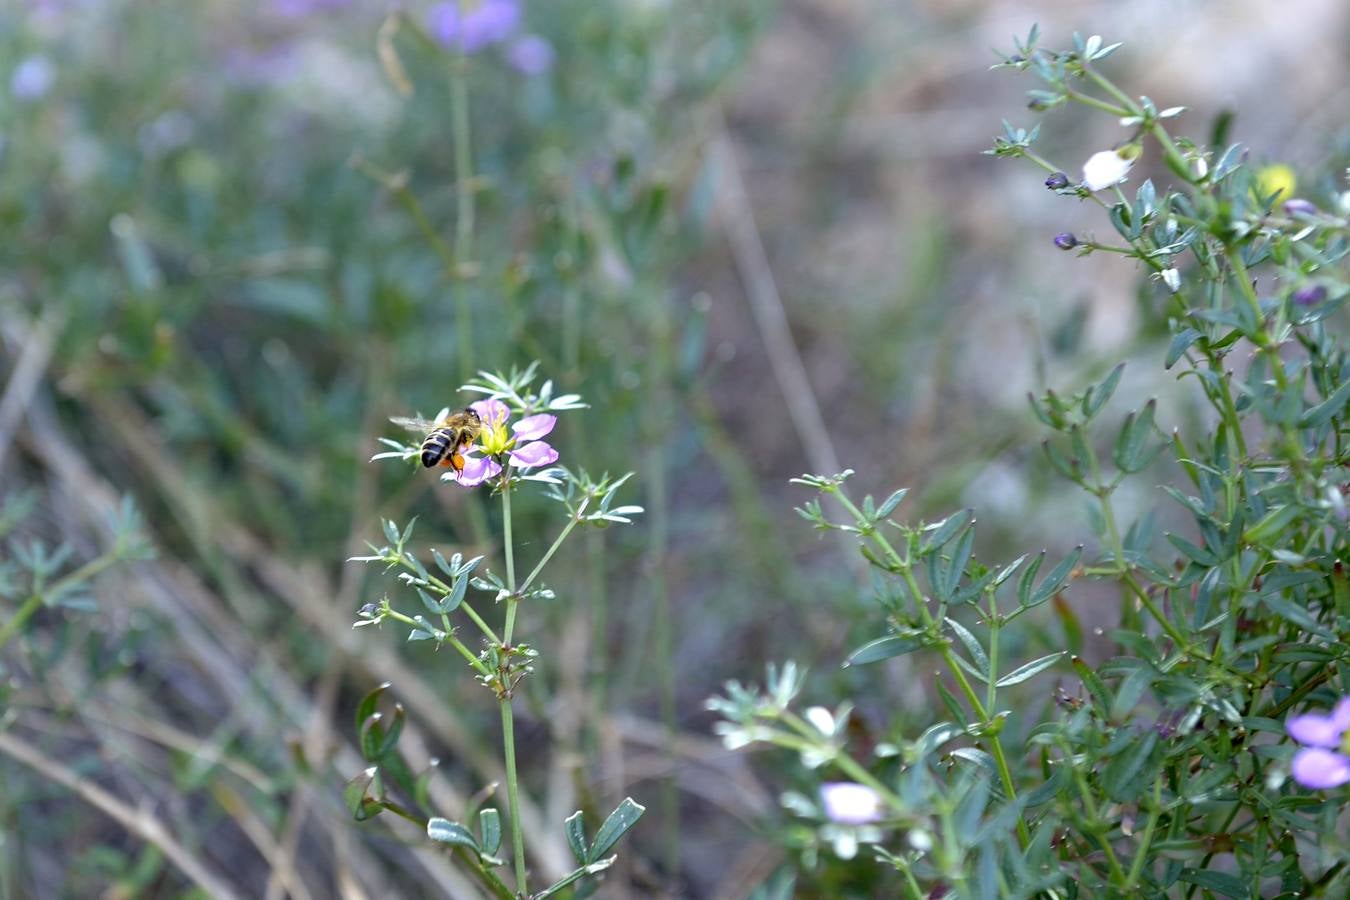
946, 618, 990, 678
478, 808, 502, 856
1166, 329, 1201, 369
589, 798, 645, 861
938, 524, 975, 601
1022, 547, 1081, 608
445, 572, 469, 613
995, 652, 1064, 687
1243, 504, 1303, 546
876, 488, 909, 519
1083, 363, 1125, 418
921, 510, 971, 556
845, 633, 925, 666
344, 768, 383, 822
1113, 399, 1160, 473
427, 818, 480, 851
1178, 869, 1247, 899
356, 682, 390, 736
1101, 730, 1158, 802
564, 810, 589, 864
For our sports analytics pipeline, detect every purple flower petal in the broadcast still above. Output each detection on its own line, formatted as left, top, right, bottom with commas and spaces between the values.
507, 34, 555, 75
1291, 747, 1350, 789
512, 413, 556, 441
429, 0, 519, 52
470, 398, 510, 427
1288, 711, 1345, 749
508, 441, 558, 468
820, 782, 883, 825
1331, 697, 1350, 731
453, 455, 501, 487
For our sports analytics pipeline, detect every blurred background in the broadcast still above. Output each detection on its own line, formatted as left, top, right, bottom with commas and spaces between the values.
2, 0, 1348, 896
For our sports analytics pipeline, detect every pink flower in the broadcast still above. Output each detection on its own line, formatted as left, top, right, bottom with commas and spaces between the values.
1287, 697, 1350, 789
448, 398, 559, 488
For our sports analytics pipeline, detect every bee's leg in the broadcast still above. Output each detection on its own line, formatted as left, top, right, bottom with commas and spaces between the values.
448, 453, 466, 473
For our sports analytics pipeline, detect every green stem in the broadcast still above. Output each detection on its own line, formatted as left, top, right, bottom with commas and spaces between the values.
499, 699, 526, 893
517, 501, 588, 596
0, 594, 42, 651
1124, 777, 1164, 891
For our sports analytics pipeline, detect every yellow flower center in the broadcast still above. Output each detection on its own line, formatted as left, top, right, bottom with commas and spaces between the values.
1339, 729, 1350, 757
479, 421, 514, 456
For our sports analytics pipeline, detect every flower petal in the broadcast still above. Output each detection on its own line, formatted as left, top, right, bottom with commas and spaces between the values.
1287, 711, 1344, 748
1291, 748, 1350, 789
820, 782, 884, 825
470, 398, 510, 427
451, 455, 501, 487
1331, 697, 1350, 731
1082, 149, 1133, 192
512, 413, 556, 441
508, 441, 558, 468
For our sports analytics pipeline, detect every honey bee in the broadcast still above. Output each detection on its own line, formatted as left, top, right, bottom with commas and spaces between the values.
390, 408, 483, 473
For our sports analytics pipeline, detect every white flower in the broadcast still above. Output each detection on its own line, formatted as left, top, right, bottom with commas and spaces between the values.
820, 782, 884, 825
1082, 149, 1134, 191
1160, 268, 1181, 293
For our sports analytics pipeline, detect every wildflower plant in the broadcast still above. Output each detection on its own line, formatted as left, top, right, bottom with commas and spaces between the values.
351, 366, 646, 898
713, 29, 1350, 897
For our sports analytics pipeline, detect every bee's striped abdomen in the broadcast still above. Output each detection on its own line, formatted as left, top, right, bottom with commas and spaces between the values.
420, 428, 454, 468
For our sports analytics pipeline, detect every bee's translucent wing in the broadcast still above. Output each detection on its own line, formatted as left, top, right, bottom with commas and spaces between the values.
390, 416, 437, 433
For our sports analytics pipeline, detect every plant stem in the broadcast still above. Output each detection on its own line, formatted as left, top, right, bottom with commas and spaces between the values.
497, 481, 527, 893
518, 501, 587, 596
0, 593, 42, 651
500, 699, 526, 893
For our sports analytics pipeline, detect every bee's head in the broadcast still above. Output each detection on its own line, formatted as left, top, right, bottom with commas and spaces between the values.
464, 408, 481, 421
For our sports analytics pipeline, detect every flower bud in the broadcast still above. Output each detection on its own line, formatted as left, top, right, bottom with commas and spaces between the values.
1292, 284, 1327, 307
1053, 233, 1078, 251
1283, 198, 1318, 217
1044, 172, 1070, 190
1160, 268, 1181, 293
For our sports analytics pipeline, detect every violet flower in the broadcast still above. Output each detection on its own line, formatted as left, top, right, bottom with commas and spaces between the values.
429, 0, 520, 53
1286, 697, 1350, 789
507, 34, 555, 75
820, 782, 884, 825
450, 398, 559, 488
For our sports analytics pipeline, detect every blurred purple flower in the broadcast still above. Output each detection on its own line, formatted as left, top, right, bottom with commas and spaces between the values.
1287, 698, 1350, 789
271, 0, 351, 16
1292, 284, 1327, 307
429, 0, 520, 53
820, 782, 884, 825
11, 55, 55, 101
507, 34, 555, 75
1283, 198, 1318, 217
1044, 172, 1069, 190
1053, 232, 1078, 251
449, 398, 558, 487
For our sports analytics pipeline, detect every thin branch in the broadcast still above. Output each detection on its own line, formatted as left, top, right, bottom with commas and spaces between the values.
0, 729, 243, 900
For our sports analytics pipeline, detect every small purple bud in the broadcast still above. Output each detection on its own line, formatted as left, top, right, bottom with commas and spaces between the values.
1053, 233, 1078, 251
1283, 198, 1318, 217
1292, 284, 1327, 307
1044, 172, 1070, 190
358, 602, 380, 618
1008, 54, 1025, 64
